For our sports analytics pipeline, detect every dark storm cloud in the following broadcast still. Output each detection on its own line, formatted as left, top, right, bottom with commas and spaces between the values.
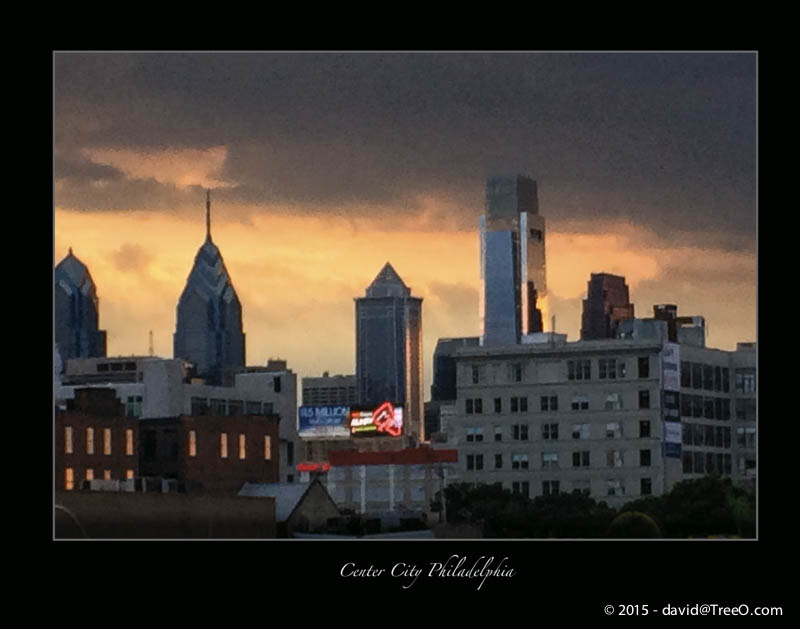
55, 52, 756, 247
55, 152, 124, 183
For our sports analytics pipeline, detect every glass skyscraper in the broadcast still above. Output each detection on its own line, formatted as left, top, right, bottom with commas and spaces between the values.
355, 262, 423, 440
55, 249, 107, 363
480, 174, 548, 345
173, 192, 245, 386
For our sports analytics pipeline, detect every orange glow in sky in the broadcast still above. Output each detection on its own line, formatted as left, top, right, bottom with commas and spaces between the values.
55, 202, 756, 400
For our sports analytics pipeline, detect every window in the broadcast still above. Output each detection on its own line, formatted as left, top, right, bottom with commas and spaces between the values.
541, 453, 558, 469
571, 423, 590, 440
639, 420, 651, 438
638, 356, 650, 379
714, 366, 722, 392
607, 480, 625, 496
511, 363, 524, 382
188, 430, 197, 457
599, 358, 625, 379
85, 468, 94, 481
246, 401, 262, 416
568, 359, 591, 380
512, 454, 530, 470
86, 428, 95, 455
474, 398, 483, 414
287, 441, 294, 465
467, 454, 484, 471
604, 393, 623, 410
239, 434, 246, 460
512, 481, 530, 496
606, 422, 622, 439
103, 470, 111, 480
542, 423, 559, 440
736, 399, 756, 422
572, 479, 590, 495
466, 398, 483, 414
692, 395, 703, 418
494, 427, 503, 442
126, 469, 134, 480
681, 394, 691, 417
641, 478, 652, 495
495, 453, 503, 469
703, 365, 714, 390
220, 433, 228, 459
520, 397, 527, 412
572, 451, 590, 467
694, 452, 705, 473
471, 365, 481, 384
704, 398, 715, 419
210, 399, 226, 415
737, 427, 756, 449
65, 468, 74, 490
722, 367, 730, 393
640, 449, 651, 467
542, 480, 560, 496
97, 363, 109, 372
512, 424, 528, 441
606, 450, 623, 468
466, 399, 473, 414
540, 395, 558, 411
494, 397, 502, 413
191, 397, 209, 415
264, 436, 272, 460
724, 427, 731, 448
571, 396, 589, 411
681, 361, 691, 388
683, 452, 693, 473
466, 427, 484, 442
126, 396, 142, 418
125, 429, 134, 456
639, 390, 650, 409
65, 426, 73, 454
228, 400, 243, 416
273, 375, 282, 393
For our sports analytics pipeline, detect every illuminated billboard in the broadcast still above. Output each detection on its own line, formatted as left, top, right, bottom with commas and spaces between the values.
349, 401, 403, 437
298, 405, 350, 439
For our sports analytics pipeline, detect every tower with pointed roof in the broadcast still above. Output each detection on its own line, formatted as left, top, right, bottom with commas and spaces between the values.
55, 249, 107, 364
173, 191, 245, 386
355, 262, 424, 440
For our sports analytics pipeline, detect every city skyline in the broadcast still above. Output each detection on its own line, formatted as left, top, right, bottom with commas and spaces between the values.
54, 52, 757, 398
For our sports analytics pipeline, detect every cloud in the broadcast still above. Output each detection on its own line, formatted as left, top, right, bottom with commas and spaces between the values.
110, 243, 154, 273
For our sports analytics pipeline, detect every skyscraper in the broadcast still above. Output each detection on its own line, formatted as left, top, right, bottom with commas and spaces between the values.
55, 248, 107, 364
355, 262, 423, 440
580, 273, 635, 340
174, 191, 245, 386
480, 174, 548, 345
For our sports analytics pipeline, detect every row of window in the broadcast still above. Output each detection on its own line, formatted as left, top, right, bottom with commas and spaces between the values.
679, 395, 732, 421
465, 391, 651, 415
507, 477, 652, 498
466, 420, 653, 442
64, 426, 134, 456
679, 363, 757, 394
191, 431, 272, 461
190, 397, 275, 417
470, 356, 652, 385
465, 449, 653, 471
96, 361, 137, 373
63, 467, 136, 490
682, 424, 732, 448
681, 452, 733, 475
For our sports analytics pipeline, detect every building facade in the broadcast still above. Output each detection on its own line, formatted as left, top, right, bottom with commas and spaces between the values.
480, 175, 547, 346
55, 249, 107, 364
355, 262, 423, 440
302, 373, 358, 406
173, 191, 245, 386
580, 273, 635, 340
447, 336, 755, 508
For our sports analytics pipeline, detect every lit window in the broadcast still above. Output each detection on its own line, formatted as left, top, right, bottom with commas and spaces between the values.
125, 429, 134, 456
85, 468, 94, 481
606, 450, 623, 468
541, 452, 558, 469
103, 428, 111, 455
606, 422, 622, 439
103, 470, 111, 480
264, 435, 272, 460
65, 426, 73, 454
604, 393, 623, 410
239, 434, 246, 460
189, 430, 197, 457
571, 423, 590, 439
65, 468, 74, 490
466, 427, 484, 442
512, 454, 529, 470
86, 428, 95, 455
607, 479, 625, 496
125, 469, 134, 480
220, 433, 228, 459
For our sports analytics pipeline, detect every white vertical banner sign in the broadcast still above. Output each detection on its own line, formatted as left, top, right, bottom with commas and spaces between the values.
661, 342, 682, 458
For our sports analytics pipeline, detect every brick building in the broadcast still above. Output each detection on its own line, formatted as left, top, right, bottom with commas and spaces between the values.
55, 388, 140, 491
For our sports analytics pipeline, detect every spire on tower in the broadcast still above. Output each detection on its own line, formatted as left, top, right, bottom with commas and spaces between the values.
206, 189, 212, 241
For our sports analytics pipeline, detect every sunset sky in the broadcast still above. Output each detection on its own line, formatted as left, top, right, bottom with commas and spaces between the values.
54, 52, 757, 399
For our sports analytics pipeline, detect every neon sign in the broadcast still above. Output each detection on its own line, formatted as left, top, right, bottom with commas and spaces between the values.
349, 402, 403, 437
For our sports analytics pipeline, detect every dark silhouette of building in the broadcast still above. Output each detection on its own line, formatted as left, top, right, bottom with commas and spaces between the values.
55, 249, 107, 364
580, 273, 635, 340
480, 175, 548, 345
431, 337, 481, 402
174, 191, 245, 386
355, 262, 423, 440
